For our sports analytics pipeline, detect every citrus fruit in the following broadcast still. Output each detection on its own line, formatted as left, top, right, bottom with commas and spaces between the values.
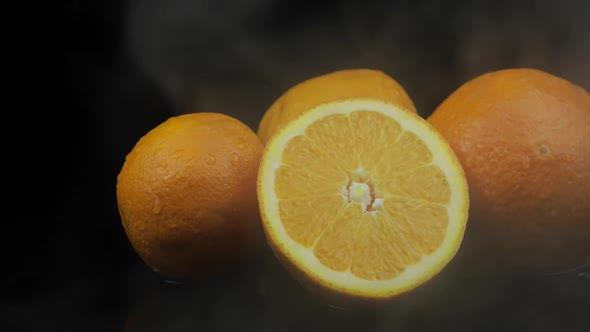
116, 112, 264, 280
427, 68, 590, 271
257, 68, 417, 144
257, 98, 469, 301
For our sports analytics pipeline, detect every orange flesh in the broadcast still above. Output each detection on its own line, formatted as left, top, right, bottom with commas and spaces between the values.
275, 111, 451, 280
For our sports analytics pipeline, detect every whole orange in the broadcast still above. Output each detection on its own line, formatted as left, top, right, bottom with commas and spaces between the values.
427, 68, 590, 271
116, 112, 264, 280
257, 68, 416, 144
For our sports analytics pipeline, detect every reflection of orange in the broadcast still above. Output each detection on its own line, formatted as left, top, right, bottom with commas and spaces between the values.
428, 68, 590, 271
116, 112, 264, 280
257, 68, 416, 144
258, 98, 469, 301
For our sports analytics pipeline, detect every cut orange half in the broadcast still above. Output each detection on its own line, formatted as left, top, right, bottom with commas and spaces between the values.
257, 98, 469, 301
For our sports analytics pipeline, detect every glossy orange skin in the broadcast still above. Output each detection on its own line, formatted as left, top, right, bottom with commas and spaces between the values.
116, 113, 264, 280
427, 68, 590, 271
257, 68, 416, 144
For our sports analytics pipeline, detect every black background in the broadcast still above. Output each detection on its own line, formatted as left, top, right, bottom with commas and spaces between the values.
6, 0, 589, 331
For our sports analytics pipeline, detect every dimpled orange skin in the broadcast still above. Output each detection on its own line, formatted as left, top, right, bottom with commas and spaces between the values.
257, 68, 417, 144
116, 113, 264, 280
427, 68, 590, 271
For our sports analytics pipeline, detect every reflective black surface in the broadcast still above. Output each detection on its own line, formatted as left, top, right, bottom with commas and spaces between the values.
8, 0, 590, 331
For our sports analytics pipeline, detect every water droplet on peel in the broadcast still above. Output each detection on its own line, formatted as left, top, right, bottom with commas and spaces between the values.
521, 156, 530, 170
206, 153, 216, 165
236, 138, 246, 150
231, 154, 240, 165
152, 197, 162, 214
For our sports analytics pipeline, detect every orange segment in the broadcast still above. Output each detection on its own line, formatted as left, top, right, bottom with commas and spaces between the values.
275, 135, 348, 199
304, 113, 360, 171
279, 195, 345, 248
313, 204, 363, 272
275, 165, 344, 199
258, 98, 469, 300
350, 211, 414, 280
281, 135, 345, 180
348, 111, 404, 169
378, 131, 433, 176
381, 165, 451, 204
359, 130, 434, 182
383, 199, 449, 255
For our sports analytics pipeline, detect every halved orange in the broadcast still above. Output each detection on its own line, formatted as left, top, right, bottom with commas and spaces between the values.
257, 98, 469, 301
